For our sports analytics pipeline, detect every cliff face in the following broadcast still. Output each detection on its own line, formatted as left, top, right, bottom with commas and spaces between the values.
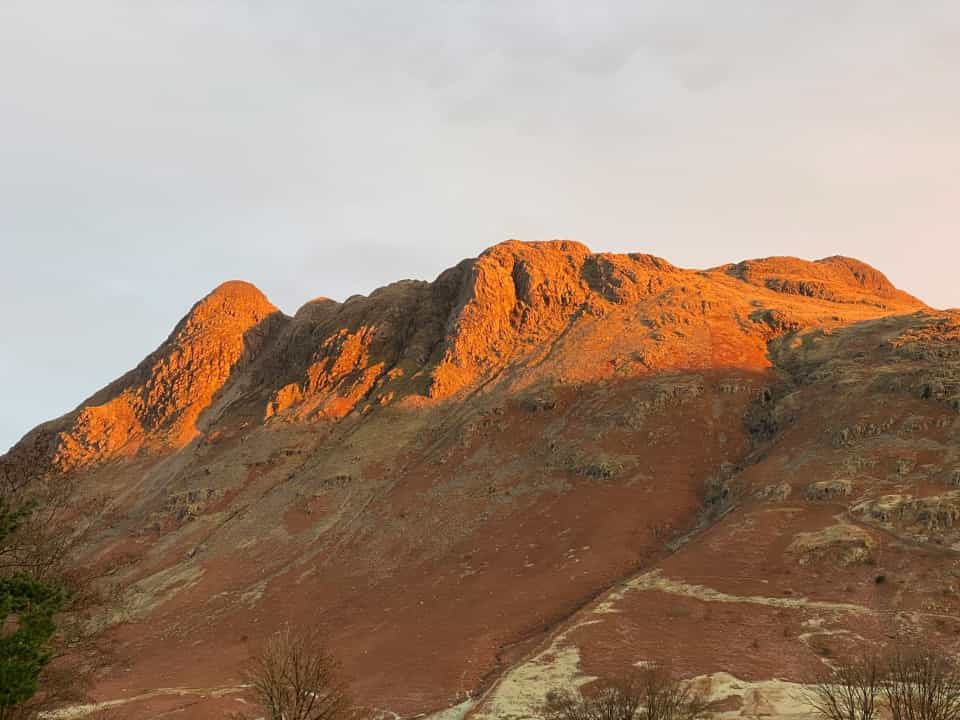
5, 241, 956, 720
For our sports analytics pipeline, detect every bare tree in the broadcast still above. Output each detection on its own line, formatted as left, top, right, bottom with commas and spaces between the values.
805, 653, 885, 720
543, 666, 709, 720
883, 647, 960, 720
243, 626, 357, 720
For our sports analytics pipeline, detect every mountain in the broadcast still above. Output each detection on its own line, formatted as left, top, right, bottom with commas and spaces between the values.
4, 240, 958, 719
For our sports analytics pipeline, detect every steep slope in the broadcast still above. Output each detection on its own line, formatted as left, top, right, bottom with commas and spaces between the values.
474, 309, 960, 719
0, 240, 945, 720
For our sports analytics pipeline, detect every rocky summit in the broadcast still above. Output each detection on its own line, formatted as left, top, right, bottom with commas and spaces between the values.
4, 240, 959, 719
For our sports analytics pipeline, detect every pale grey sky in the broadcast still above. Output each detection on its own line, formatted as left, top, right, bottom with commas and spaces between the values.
2, 1, 958, 452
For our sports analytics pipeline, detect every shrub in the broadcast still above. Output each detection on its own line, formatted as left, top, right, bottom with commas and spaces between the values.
805, 652, 884, 720
883, 647, 960, 720
543, 666, 709, 720
805, 646, 960, 720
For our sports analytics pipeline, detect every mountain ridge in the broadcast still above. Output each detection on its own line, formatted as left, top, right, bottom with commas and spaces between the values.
2, 240, 925, 475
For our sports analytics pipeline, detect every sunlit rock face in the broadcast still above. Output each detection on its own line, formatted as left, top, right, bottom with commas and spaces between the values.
7, 240, 960, 720
6, 281, 281, 474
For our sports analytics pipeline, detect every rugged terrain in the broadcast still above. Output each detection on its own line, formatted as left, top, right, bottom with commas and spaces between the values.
4, 240, 959, 719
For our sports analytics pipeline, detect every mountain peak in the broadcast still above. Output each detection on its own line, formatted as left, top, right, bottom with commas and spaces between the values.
175, 280, 277, 334
39, 280, 282, 470
722, 254, 922, 309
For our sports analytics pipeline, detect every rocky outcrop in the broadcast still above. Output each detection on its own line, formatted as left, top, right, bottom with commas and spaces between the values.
786, 524, 875, 566
853, 492, 960, 539
7, 282, 281, 473
257, 273, 465, 419
428, 241, 597, 397
724, 255, 922, 308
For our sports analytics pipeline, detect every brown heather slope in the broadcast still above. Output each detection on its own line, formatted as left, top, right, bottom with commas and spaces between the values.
4, 240, 956, 720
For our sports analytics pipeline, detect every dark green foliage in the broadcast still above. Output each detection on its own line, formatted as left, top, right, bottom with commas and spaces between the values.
0, 493, 69, 719
0, 466, 112, 718
0, 574, 67, 714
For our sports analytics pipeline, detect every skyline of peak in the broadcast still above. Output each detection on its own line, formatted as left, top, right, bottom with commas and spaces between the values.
2, 239, 940, 453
